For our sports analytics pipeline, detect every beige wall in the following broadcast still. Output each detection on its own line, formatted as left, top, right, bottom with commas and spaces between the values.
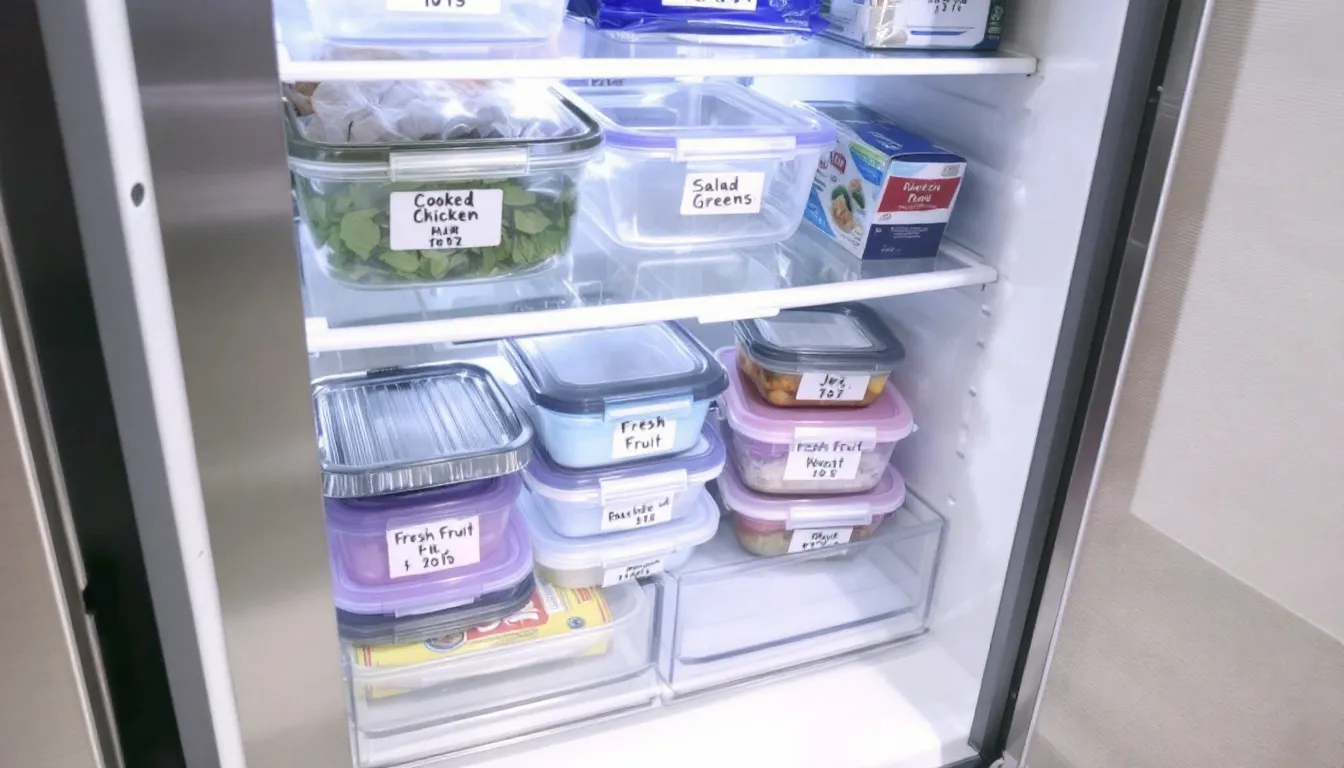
1024, 1, 1344, 766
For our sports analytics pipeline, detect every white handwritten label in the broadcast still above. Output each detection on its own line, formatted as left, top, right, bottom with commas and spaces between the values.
611, 416, 677, 460
601, 494, 675, 532
784, 449, 862, 481
663, 0, 758, 9
387, 0, 502, 14
797, 372, 871, 402
680, 172, 765, 216
389, 189, 503, 251
787, 527, 854, 554
386, 515, 481, 578
601, 557, 665, 587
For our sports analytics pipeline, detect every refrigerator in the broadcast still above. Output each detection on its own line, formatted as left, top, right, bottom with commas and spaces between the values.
8, 0, 1343, 766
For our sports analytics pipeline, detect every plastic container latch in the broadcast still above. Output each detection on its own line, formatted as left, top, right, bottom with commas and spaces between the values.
388, 147, 530, 182
599, 469, 690, 504
603, 395, 695, 422
674, 136, 798, 161
787, 503, 874, 529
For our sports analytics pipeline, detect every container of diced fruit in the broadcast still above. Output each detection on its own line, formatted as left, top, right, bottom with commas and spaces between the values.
284, 80, 602, 289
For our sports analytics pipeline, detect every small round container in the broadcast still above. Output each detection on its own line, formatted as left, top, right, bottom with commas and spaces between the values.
525, 424, 725, 538
285, 81, 601, 289
305, 0, 569, 47
329, 509, 534, 619
325, 473, 522, 589
507, 322, 728, 469
734, 303, 906, 408
517, 487, 720, 589
718, 462, 906, 557
716, 347, 914, 495
569, 83, 835, 251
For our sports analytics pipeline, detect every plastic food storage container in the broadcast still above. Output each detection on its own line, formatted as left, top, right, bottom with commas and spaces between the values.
305, 0, 568, 47
518, 487, 719, 588
507, 322, 728, 469
337, 573, 535, 645
313, 362, 532, 498
569, 83, 835, 251
525, 424, 725, 538
719, 462, 906, 556
567, 0, 826, 45
716, 348, 914, 494
326, 473, 524, 590
734, 302, 906, 408
331, 504, 533, 618
285, 81, 600, 289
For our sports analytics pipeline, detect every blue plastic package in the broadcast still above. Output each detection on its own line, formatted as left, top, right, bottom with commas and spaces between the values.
569, 0, 828, 41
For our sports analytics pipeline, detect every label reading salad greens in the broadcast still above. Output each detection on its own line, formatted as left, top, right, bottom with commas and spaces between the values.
296, 174, 575, 287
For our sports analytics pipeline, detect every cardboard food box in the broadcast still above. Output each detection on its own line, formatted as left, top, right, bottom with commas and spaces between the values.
822, 0, 1005, 50
801, 102, 966, 261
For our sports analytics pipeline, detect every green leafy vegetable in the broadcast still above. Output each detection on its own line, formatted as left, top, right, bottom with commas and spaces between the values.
294, 174, 575, 288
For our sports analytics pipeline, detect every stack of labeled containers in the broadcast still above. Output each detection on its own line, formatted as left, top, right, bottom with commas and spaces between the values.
508, 322, 728, 587
715, 302, 914, 556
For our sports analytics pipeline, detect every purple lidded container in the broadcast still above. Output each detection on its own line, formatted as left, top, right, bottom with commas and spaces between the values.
329, 501, 533, 618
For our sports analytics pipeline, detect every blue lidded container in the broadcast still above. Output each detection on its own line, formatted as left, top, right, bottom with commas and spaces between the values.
507, 322, 728, 470
568, 0, 827, 44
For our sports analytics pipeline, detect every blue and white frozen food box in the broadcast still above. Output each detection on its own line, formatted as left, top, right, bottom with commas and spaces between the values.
821, 0, 1004, 49
800, 102, 966, 261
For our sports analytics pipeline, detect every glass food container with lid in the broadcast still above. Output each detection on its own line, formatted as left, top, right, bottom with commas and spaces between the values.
734, 302, 906, 408
285, 81, 601, 289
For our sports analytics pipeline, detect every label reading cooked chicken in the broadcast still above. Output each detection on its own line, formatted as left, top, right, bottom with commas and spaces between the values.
796, 373, 871, 402
386, 0, 503, 14
663, 0, 758, 10
680, 172, 765, 216
611, 416, 677, 460
385, 515, 481, 578
389, 189, 503, 251
788, 527, 854, 553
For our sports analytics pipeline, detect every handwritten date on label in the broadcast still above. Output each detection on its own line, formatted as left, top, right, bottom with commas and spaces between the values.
783, 450, 862, 481
680, 172, 765, 216
601, 557, 665, 587
796, 372, 871, 402
389, 189, 503, 251
611, 416, 677, 459
601, 494, 675, 532
386, 515, 481, 578
787, 527, 854, 554
386, 0, 503, 14
663, 0, 759, 10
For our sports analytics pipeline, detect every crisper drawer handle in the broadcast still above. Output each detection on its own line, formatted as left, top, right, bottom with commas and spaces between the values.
388, 147, 529, 182
674, 136, 797, 161
603, 395, 695, 422
787, 502, 875, 529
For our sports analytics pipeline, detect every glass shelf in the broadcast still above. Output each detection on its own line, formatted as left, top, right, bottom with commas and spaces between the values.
301, 225, 996, 352
276, 10, 1037, 82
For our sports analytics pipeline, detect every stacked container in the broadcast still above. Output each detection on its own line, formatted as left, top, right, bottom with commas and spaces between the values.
714, 302, 916, 555
508, 322, 728, 587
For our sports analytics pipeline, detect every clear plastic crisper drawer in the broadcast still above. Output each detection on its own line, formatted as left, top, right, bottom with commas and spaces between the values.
349, 581, 660, 767
313, 362, 532, 498
659, 496, 944, 697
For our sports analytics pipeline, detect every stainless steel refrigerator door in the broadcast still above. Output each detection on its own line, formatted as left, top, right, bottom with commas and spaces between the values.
1010, 0, 1344, 765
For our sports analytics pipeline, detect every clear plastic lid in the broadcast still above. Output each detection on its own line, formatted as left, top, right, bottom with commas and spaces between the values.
718, 463, 906, 527
525, 423, 725, 502
324, 474, 521, 533
329, 511, 534, 617
716, 348, 915, 445
284, 81, 602, 180
735, 303, 906, 375
507, 323, 728, 416
518, 487, 719, 571
335, 573, 535, 645
569, 82, 835, 157
313, 363, 532, 499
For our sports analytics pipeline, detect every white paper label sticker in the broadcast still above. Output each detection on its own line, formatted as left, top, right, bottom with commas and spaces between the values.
680, 172, 765, 216
788, 527, 855, 553
783, 450, 862, 481
611, 416, 677, 459
796, 372, 871, 402
389, 189, 503, 251
387, 0, 502, 14
601, 494, 675, 532
601, 557, 665, 587
386, 515, 481, 578
663, 0, 758, 10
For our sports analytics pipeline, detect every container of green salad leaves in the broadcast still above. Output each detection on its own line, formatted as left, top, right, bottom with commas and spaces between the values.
284, 81, 602, 289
